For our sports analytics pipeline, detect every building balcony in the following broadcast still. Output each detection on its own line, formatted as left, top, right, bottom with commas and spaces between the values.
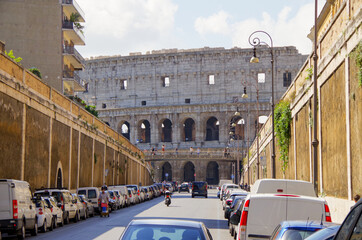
62, 0, 85, 22
63, 45, 84, 70
63, 70, 86, 95
62, 21, 85, 45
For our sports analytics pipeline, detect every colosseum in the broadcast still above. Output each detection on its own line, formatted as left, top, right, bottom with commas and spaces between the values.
78, 46, 307, 184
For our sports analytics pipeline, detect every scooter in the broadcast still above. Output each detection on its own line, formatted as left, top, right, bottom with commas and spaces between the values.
164, 191, 171, 207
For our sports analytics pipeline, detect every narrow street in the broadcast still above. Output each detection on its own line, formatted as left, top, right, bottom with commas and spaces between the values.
19, 189, 231, 240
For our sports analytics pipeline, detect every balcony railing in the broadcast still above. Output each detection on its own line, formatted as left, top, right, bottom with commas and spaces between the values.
63, 70, 81, 84
62, 21, 85, 44
62, 0, 85, 21
63, 45, 85, 64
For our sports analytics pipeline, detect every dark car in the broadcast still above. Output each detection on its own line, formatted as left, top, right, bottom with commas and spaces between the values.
333, 198, 362, 240
191, 181, 208, 198
120, 219, 213, 240
270, 220, 338, 240
179, 183, 190, 193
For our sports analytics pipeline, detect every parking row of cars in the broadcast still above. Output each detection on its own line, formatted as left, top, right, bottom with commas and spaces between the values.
0, 179, 167, 239
220, 179, 362, 240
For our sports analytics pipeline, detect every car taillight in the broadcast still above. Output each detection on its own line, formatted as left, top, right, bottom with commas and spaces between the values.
39, 208, 43, 215
325, 204, 332, 222
12, 200, 18, 219
51, 207, 53, 213
226, 199, 232, 205
113, 197, 115, 200
61, 195, 64, 210
237, 199, 250, 240
129, 194, 132, 198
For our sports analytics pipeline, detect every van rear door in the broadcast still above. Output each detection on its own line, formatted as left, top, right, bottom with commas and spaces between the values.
286, 196, 325, 221
0, 181, 12, 220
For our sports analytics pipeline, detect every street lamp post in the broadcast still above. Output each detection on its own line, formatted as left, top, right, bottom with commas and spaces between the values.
248, 30, 276, 178
229, 111, 241, 185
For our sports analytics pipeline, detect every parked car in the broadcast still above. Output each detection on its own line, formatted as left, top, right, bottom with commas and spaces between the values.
191, 181, 208, 198
304, 224, 340, 240
224, 196, 246, 220
119, 219, 214, 240
34, 188, 77, 224
34, 197, 53, 233
78, 195, 95, 217
108, 185, 127, 207
270, 220, 338, 240
251, 179, 317, 197
71, 194, 87, 221
127, 188, 137, 205
222, 190, 248, 210
0, 179, 38, 238
230, 193, 332, 240
43, 197, 64, 227
139, 188, 146, 202
229, 199, 245, 238
178, 182, 190, 193
76, 187, 100, 213
220, 184, 240, 200
127, 185, 140, 202
140, 187, 150, 200
107, 190, 121, 210
333, 198, 362, 240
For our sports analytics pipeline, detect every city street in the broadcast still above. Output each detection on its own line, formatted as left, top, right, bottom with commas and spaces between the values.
3, 189, 231, 240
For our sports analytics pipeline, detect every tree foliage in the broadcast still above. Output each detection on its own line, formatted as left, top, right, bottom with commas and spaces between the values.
5, 50, 22, 63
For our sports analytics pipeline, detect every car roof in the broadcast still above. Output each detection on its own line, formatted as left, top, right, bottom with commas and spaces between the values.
279, 220, 338, 228
129, 219, 203, 228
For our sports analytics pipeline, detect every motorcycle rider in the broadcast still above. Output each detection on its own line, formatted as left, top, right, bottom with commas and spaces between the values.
164, 189, 171, 206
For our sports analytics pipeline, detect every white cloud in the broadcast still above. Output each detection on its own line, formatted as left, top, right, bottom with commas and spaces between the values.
77, 0, 178, 57
194, 3, 321, 54
194, 11, 231, 35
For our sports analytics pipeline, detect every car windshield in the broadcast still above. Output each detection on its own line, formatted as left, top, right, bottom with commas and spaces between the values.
121, 225, 206, 240
88, 190, 97, 198
108, 191, 114, 197
281, 229, 315, 240
78, 190, 86, 196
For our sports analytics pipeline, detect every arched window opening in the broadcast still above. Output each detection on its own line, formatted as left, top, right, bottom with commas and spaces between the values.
138, 120, 150, 143
161, 162, 172, 181
120, 121, 130, 140
206, 162, 219, 185
230, 117, 245, 140
183, 118, 195, 142
161, 119, 172, 142
184, 162, 195, 182
206, 117, 219, 141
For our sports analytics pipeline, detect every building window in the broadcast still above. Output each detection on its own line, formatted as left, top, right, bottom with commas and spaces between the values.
208, 74, 215, 85
162, 76, 170, 87
102, 103, 107, 109
120, 79, 128, 90
141, 101, 146, 106
258, 73, 265, 83
185, 98, 190, 104
283, 72, 292, 87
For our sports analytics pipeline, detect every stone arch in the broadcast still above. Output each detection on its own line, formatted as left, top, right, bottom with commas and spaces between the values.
160, 118, 172, 142
118, 121, 130, 140
55, 161, 63, 189
184, 161, 195, 182
205, 116, 219, 141
161, 162, 172, 181
229, 116, 245, 140
181, 118, 195, 142
138, 120, 151, 143
206, 161, 219, 185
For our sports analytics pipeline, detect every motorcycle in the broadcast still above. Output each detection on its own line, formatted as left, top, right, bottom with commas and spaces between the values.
164, 191, 171, 207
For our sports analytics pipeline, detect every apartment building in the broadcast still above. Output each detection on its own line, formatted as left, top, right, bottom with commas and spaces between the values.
0, 0, 86, 95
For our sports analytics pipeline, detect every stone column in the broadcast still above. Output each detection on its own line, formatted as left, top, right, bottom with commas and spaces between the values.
172, 113, 180, 146
151, 114, 159, 145
195, 113, 203, 145
130, 114, 137, 145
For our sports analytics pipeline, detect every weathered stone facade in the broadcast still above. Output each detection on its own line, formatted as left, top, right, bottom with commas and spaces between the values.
78, 46, 307, 182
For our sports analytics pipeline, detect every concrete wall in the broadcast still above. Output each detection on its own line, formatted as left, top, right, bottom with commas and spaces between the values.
0, 51, 153, 191
243, 0, 362, 223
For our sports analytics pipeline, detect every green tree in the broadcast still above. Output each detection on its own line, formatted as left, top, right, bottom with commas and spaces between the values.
5, 50, 22, 63
28, 67, 42, 79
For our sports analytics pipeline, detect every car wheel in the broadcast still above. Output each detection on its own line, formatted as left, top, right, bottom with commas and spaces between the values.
231, 226, 234, 236
30, 220, 38, 236
17, 222, 25, 239
60, 215, 64, 227
65, 212, 70, 224
49, 218, 54, 231
205, 195, 208, 198
74, 212, 79, 223
42, 219, 47, 233
192, 194, 194, 198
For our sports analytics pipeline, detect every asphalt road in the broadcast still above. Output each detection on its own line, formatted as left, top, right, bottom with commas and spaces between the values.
3, 189, 232, 240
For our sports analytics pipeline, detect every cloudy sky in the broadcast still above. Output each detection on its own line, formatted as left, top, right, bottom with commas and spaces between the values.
76, 0, 326, 58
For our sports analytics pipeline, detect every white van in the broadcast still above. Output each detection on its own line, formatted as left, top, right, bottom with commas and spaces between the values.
0, 179, 38, 238
251, 179, 316, 197
231, 193, 332, 240
76, 187, 100, 212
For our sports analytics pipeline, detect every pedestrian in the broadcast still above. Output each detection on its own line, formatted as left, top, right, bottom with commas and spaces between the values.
190, 146, 193, 155
162, 144, 165, 155
224, 148, 227, 157
152, 147, 155, 156
175, 147, 178, 155
197, 147, 200, 157
354, 194, 360, 203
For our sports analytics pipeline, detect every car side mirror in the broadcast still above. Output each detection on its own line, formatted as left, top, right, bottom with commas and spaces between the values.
230, 212, 241, 225
88, 199, 92, 203
227, 201, 232, 206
